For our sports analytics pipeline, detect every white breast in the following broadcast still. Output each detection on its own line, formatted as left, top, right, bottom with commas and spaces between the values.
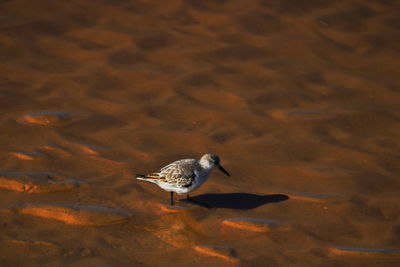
187, 169, 210, 192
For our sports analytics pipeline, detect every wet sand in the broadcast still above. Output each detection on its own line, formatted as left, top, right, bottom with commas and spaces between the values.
1, 0, 400, 266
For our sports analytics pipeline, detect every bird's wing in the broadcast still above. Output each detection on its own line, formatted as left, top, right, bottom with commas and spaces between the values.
159, 159, 198, 187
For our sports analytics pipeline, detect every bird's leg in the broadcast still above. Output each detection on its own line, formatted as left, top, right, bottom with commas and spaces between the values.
170, 192, 174, 206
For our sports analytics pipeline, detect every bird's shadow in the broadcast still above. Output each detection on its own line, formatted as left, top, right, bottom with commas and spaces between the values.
180, 193, 289, 210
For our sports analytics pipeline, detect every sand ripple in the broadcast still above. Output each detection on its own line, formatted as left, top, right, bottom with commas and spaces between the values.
0, 172, 87, 193
3, 203, 133, 226
10, 151, 49, 160
329, 246, 400, 256
20, 111, 82, 125
222, 218, 290, 232
194, 245, 239, 263
9, 239, 57, 247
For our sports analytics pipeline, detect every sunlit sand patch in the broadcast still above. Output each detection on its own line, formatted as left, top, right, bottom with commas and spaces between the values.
286, 193, 333, 203
194, 245, 239, 263
0, 171, 87, 193
270, 110, 320, 121
295, 166, 353, 179
8, 239, 57, 247
148, 202, 191, 214
222, 218, 290, 233
10, 151, 49, 160
189, 9, 230, 25
3, 203, 133, 226
66, 28, 133, 48
20, 111, 83, 126
135, 212, 208, 248
132, 200, 196, 215
66, 143, 127, 168
267, 190, 334, 203
329, 247, 400, 257
184, 88, 247, 109
88, 155, 126, 167
269, 109, 349, 122
127, 149, 153, 162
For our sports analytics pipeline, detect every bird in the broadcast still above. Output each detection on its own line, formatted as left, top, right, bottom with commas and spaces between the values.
136, 153, 230, 205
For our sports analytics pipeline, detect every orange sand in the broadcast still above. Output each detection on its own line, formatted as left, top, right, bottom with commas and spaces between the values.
1, 0, 400, 266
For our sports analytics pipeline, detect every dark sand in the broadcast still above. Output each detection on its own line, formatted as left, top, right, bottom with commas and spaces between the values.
1, 0, 400, 266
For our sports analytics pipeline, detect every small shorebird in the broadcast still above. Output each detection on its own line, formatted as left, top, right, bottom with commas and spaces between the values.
136, 154, 230, 205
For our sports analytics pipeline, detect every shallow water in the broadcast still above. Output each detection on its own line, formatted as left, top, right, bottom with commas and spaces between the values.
1, 0, 400, 266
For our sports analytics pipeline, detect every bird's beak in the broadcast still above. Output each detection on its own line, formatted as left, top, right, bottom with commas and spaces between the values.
218, 165, 230, 176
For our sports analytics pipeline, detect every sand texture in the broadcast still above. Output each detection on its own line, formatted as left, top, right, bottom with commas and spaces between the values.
1, 0, 400, 266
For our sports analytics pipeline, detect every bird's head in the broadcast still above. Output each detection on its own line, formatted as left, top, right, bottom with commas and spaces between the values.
200, 153, 230, 176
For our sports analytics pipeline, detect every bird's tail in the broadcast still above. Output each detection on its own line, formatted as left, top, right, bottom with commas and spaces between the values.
136, 174, 161, 183
136, 174, 146, 180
